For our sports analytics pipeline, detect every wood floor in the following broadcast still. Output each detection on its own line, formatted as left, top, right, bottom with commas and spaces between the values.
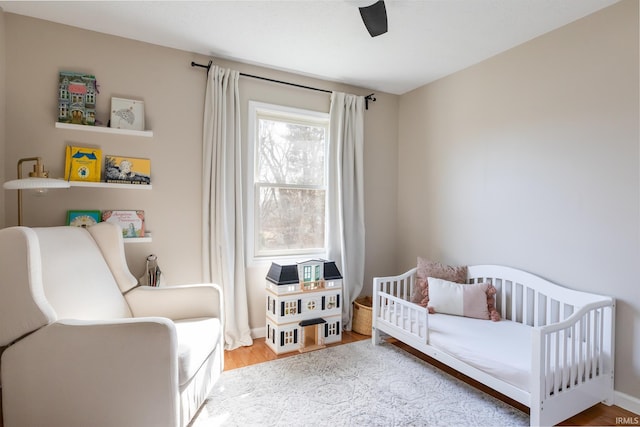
225, 331, 639, 427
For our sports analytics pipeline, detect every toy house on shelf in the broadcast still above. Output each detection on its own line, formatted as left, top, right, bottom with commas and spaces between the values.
265, 260, 343, 355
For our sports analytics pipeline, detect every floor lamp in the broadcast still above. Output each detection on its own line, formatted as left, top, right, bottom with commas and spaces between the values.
3, 157, 71, 226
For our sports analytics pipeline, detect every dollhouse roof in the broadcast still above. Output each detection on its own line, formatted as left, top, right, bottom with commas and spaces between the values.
322, 261, 342, 280
266, 260, 342, 285
266, 263, 299, 285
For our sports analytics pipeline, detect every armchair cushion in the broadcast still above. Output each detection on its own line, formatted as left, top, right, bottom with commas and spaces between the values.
175, 317, 221, 385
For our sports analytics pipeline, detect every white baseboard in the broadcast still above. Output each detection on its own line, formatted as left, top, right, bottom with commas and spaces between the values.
251, 326, 266, 339
615, 390, 640, 415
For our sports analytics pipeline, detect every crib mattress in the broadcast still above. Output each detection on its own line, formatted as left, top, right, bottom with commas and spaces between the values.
427, 314, 532, 391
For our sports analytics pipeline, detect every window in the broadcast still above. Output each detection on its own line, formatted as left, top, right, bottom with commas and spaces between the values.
284, 300, 298, 316
284, 330, 296, 345
248, 101, 329, 261
327, 295, 338, 310
326, 322, 338, 337
303, 265, 313, 282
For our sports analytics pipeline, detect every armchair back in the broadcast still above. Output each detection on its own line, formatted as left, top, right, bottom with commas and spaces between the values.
33, 225, 133, 320
0, 227, 56, 347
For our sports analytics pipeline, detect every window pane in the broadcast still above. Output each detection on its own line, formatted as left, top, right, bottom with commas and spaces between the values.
257, 118, 326, 186
257, 186, 325, 253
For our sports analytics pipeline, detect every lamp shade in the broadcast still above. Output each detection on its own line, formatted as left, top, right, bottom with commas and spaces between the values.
3, 177, 71, 190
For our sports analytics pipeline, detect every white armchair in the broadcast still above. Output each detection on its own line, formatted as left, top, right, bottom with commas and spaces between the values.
0, 223, 224, 427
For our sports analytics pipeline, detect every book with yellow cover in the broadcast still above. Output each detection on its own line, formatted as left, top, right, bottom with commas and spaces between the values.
104, 155, 151, 185
64, 145, 102, 182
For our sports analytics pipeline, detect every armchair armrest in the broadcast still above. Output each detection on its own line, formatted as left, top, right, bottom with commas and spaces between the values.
125, 283, 223, 321
1, 318, 180, 427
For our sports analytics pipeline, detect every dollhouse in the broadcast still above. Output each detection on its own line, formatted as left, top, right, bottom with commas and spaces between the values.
265, 260, 343, 355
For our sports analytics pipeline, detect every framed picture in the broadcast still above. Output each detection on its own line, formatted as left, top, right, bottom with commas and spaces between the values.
66, 210, 101, 228
110, 97, 145, 131
104, 155, 151, 185
102, 210, 145, 238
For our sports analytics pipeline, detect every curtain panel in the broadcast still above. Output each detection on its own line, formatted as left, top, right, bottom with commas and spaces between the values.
328, 91, 366, 330
202, 65, 253, 350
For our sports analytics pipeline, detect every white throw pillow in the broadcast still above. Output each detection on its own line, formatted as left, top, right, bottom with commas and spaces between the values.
427, 277, 490, 320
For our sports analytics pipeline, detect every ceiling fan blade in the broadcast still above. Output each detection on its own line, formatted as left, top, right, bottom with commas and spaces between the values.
359, 0, 388, 37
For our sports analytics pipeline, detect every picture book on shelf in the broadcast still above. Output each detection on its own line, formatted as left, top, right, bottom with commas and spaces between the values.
110, 97, 145, 131
104, 155, 151, 185
58, 71, 97, 126
102, 210, 145, 238
64, 145, 102, 182
66, 210, 101, 227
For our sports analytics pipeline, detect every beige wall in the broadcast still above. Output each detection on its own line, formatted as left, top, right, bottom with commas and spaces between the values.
1, 14, 398, 334
398, 0, 639, 401
0, 9, 6, 227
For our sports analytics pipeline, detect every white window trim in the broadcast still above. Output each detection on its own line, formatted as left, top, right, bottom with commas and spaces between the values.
246, 101, 330, 266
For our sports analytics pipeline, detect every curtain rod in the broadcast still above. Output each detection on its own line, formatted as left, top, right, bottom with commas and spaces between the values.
191, 60, 376, 109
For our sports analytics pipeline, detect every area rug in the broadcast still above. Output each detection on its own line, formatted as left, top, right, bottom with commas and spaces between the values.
190, 340, 528, 427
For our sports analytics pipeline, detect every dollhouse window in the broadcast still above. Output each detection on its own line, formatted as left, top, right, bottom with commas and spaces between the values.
284, 300, 298, 316
327, 322, 338, 336
327, 295, 338, 309
303, 265, 313, 282
284, 330, 296, 345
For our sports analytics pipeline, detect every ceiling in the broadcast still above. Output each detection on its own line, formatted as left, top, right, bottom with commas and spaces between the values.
0, 0, 620, 95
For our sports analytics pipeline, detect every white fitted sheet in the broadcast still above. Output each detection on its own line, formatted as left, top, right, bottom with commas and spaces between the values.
427, 314, 532, 391
379, 305, 597, 395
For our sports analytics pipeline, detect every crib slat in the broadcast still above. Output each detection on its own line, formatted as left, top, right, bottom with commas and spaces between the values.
547, 332, 560, 393
523, 287, 530, 326
545, 334, 552, 395
571, 322, 580, 387
511, 282, 517, 322
598, 308, 604, 376
501, 279, 508, 320
578, 315, 585, 385
585, 311, 592, 380
562, 327, 569, 392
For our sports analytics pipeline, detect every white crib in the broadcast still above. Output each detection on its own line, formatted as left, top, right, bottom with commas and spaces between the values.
372, 265, 615, 427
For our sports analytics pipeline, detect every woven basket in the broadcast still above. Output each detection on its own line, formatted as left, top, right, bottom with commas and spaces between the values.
352, 296, 373, 335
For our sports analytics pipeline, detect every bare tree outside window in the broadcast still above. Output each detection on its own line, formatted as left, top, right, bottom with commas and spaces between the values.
252, 107, 328, 258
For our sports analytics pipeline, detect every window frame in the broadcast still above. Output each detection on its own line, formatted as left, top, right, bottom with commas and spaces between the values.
246, 101, 330, 265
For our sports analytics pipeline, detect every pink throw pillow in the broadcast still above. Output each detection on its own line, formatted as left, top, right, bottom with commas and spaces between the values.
411, 257, 467, 308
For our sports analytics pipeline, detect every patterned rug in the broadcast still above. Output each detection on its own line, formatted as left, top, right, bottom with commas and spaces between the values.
190, 340, 529, 427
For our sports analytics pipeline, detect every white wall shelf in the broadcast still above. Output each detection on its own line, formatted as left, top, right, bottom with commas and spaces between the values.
56, 119, 153, 241
124, 237, 152, 244
55, 122, 153, 137
69, 181, 152, 190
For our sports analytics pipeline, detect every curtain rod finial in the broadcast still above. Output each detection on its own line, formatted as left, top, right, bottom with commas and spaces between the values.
364, 93, 376, 110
